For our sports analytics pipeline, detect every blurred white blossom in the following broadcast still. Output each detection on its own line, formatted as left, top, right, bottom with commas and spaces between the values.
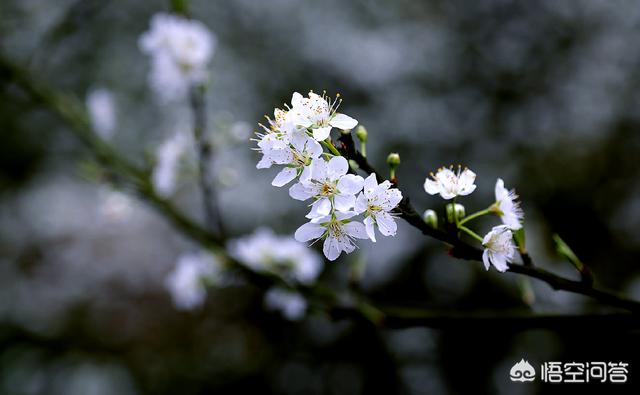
98, 189, 135, 223
139, 13, 216, 103
86, 88, 116, 139
228, 227, 323, 285
493, 178, 524, 230
482, 225, 516, 272
152, 132, 189, 197
165, 251, 221, 310
264, 287, 308, 321
424, 166, 476, 200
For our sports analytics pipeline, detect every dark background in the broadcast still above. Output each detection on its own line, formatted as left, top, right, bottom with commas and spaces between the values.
1, 0, 640, 394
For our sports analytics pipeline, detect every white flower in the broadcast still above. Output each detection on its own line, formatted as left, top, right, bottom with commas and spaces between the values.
264, 287, 307, 321
482, 225, 516, 272
289, 156, 364, 218
256, 132, 323, 187
424, 166, 477, 200
295, 212, 369, 261
494, 178, 524, 230
354, 174, 403, 242
139, 13, 215, 102
228, 227, 323, 285
86, 88, 116, 139
165, 252, 221, 310
99, 189, 134, 223
152, 132, 189, 196
290, 91, 358, 141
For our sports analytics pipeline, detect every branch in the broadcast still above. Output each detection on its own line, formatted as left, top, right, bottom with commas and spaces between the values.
338, 307, 640, 330
4, 55, 639, 329
336, 132, 640, 314
190, 86, 225, 236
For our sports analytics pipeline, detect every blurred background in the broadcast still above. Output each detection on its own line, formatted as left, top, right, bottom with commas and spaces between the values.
1, 0, 640, 393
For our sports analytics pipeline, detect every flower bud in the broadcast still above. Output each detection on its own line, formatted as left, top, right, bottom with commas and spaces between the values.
423, 209, 438, 229
387, 152, 400, 169
446, 203, 465, 223
355, 125, 368, 143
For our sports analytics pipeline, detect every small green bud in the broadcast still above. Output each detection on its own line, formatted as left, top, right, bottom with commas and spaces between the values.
355, 125, 368, 143
446, 203, 465, 223
423, 209, 438, 229
387, 152, 401, 169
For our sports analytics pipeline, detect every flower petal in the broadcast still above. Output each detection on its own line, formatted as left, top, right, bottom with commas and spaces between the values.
308, 197, 332, 218
337, 174, 364, 195
491, 253, 509, 272
495, 178, 507, 201
330, 113, 358, 130
376, 212, 397, 237
295, 222, 325, 242
309, 158, 328, 181
312, 126, 332, 141
290, 132, 308, 152
323, 236, 341, 261
343, 221, 369, 239
335, 211, 357, 221
482, 249, 491, 271
327, 156, 349, 179
363, 173, 378, 196
458, 169, 477, 195
354, 193, 367, 214
423, 178, 440, 195
272, 167, 298, 187
306, 138, 323, 158
380, 189, 403, 211
291, 92, 303, 107
289, 182, 314, 201
334, 193, 355, 212
363, 216, 376, 242
256, 155, 272, 169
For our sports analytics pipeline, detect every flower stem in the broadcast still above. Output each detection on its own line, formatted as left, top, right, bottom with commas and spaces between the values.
322, 138, 342, 156
458, 225, 483, 243
458, 207, 493, 226
360, 142, 367, 157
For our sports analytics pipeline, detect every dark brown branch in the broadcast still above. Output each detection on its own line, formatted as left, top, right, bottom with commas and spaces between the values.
336, 132, 640, 314
332, 306, 640, 330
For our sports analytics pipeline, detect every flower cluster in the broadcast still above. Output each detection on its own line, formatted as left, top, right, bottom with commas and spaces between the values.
139, 13, 216, 103
424, 166, 524, 272
228, 228, 323, 320
255, 92, 402, 261
228, 227, 323, 285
